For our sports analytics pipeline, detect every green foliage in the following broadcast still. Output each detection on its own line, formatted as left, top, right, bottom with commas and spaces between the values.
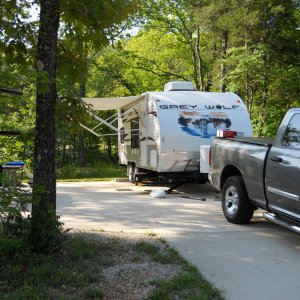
0, 1, 37, 66
1, 182, 63, 255
135, 240, 161, 255
135, 241, 178, 264
0, 175, 33, 260
56, 163, 126, 180
0, 54, 36, 169
0, 176, 32, 236
29, 206, 64, 253
56, 93, 91, 133
66, 237, 101, 259
0, 236, 30, 260
0, 235, 104, 299
84, 288, 104, 299
139, 0, 210, 90
149, 268, 223, 300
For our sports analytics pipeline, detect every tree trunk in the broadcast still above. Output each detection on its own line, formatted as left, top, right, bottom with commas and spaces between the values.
106, 136, 113, 162
78, 61, 87, 167
195, 26, 205, 91
258, 86, 268, 136
60, 128, 67, 168
191, 45, 200, 90
72, 135, 77, 162
30, 0, 60, 252
220, 30, 228, 92
257, 53, 270, 136
78, 134, 85, 167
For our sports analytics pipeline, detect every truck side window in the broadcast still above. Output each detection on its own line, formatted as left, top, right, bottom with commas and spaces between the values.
131, 118, 139, 149
282, 114, 300, 149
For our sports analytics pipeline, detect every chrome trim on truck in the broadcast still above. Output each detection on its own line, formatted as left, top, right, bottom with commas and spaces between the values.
264, 213, 300, 234
267, 187, 299, 202
269, 204, 300, 220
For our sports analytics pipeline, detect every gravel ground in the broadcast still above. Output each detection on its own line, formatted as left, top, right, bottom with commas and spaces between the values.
70, 230, 184, 300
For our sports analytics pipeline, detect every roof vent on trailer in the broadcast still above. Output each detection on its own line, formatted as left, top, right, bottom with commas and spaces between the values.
164, 81, 195, 92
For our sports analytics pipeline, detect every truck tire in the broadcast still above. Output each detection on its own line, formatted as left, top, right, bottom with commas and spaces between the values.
221, 176, 254, 224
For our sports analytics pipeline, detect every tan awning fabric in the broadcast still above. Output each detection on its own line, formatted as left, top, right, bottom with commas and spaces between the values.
82, 95, 144, 111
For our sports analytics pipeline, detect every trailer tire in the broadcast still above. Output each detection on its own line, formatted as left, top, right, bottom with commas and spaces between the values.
198, 177, 208, 184
221, 176, 254, 224
134, 167, 142, 184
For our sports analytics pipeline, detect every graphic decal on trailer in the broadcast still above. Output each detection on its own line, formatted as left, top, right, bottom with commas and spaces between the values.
178, 111, 232, 138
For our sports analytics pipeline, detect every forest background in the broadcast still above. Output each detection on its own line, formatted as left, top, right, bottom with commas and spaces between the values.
1, 0, 299, 174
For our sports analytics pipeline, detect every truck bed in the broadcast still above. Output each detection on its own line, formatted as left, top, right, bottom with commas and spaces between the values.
224, 137, 274, 147
210, 136, 273, 207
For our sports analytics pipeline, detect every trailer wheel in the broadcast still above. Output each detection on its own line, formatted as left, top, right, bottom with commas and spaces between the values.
134, 167, 141, 184
128, 164, 136, 183
198, 177, 208, 184
221, 176, 254, 224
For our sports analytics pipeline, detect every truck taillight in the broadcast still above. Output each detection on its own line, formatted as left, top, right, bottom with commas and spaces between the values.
217, 130, 237, 138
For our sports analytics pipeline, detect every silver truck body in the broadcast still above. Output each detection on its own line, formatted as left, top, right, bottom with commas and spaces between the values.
209, 137, 273, 210
209, 108, 300, 226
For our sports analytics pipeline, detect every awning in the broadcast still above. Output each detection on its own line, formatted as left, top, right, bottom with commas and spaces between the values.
82, 95, 144, 111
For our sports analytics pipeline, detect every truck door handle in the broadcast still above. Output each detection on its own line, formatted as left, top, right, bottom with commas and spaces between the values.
270, 156, 283, 163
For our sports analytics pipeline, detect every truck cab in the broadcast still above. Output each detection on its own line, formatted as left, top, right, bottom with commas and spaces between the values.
266, 109, 300, 222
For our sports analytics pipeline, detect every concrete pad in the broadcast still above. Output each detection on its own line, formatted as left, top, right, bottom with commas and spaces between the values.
57, 181, 300, 300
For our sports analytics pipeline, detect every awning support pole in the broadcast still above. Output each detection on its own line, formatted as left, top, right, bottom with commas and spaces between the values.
79, 123, 100, 137
87, 110, 119, 132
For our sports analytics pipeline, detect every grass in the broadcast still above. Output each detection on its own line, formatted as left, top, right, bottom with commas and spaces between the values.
0, 234, 107, 299
135, 240, 223, 299
0, 232, 224, 300
149, 269, 221, 300
84, 288, 103, 299
56, 163, 127, 181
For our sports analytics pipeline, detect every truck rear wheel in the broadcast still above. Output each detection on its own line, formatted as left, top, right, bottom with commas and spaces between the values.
221, 176, 254, 224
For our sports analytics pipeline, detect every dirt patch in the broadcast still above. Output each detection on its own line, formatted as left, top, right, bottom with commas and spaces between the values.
69, 231, 183, 299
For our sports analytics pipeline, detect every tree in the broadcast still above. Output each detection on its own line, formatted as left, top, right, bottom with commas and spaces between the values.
29, 0, 60, 251
28, 0, 139, 251
223, 0, 300, 135
140, 0, 210, 90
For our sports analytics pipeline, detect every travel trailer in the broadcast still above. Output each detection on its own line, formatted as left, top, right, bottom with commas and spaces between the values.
82, 81, 253, 183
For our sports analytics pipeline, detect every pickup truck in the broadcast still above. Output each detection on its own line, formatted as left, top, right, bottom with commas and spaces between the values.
209, 108, 300, 233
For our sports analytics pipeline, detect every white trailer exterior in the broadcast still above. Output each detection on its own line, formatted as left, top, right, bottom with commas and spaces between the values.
82, 82, 253, 182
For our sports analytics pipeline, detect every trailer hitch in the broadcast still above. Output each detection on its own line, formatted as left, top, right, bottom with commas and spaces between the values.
166, 182, 183, 194
166, 179, 194, 194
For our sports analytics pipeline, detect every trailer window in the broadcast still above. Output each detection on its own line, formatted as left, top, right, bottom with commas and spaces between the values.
282, 114, 300, 149
131, 118, 139, 149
